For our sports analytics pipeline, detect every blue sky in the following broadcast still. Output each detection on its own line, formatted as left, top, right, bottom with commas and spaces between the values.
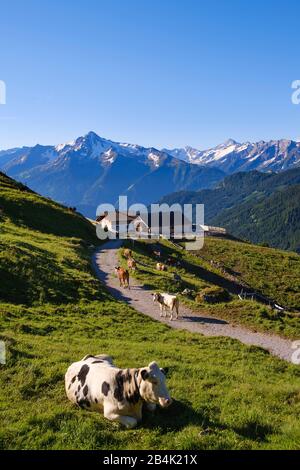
0, 0, 300, 150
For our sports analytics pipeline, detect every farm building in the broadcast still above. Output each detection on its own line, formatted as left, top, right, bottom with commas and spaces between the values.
95, 211, 227, 241
199, 224, 227, 237
96, 211, 149, 237
95, 210, 196, 239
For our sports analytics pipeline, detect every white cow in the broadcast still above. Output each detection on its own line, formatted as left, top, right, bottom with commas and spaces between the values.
152, 292, 179, 320
65, 354, 172, 429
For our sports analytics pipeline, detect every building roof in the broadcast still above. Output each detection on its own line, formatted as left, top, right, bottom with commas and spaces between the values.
96, 210, 138, 223
199, 224, 227, 233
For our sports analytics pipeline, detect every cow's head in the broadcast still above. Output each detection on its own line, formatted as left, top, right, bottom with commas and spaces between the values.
152, 292, 161, 303
114, 266, 120, 272
139, 361, 172, 408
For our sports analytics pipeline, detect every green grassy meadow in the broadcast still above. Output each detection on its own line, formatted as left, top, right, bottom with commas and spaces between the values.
1, 173, 300, 450
196, 237, 300, 310
119, 238, 300, 339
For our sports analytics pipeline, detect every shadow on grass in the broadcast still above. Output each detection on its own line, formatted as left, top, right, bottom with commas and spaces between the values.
143, 400, 275, 443
179, 258, 248, 296
142, 399, 212, 432
233, 421, 274, 442
9, 346, 37, 360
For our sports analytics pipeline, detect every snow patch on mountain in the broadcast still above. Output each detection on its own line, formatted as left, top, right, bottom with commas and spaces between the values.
101, 148, 117, 165
55, 140, 76, 152
148, 152, 161, 167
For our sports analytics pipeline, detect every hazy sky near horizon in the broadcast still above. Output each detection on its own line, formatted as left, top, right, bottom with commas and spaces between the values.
1, 0, 300, 150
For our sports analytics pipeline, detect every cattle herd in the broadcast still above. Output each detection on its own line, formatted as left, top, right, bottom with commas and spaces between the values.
116, 246, 181, 322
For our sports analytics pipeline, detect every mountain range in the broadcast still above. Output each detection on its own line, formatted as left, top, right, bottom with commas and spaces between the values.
0, 132, 224, 216
164, 138, 300, 173
1, 132, 300, 219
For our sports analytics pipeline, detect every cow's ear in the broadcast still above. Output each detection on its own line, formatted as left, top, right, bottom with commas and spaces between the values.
160, 367, 169, 376
141, 369, 150, 381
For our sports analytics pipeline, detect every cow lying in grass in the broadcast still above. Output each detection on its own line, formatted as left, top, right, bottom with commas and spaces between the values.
152, 292, 180, 320
115, 266, 130, 289
65, 354, 172, 429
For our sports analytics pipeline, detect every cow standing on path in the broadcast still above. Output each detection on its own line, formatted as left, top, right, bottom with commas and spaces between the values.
152, 292, 180, 320
127, 257, 137, 271
115, 266, 130, 289
65, 354, 172, 429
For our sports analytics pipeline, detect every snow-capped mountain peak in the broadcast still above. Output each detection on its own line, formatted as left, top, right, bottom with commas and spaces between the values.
164, 138, 300, 173
221, 138, 239, 147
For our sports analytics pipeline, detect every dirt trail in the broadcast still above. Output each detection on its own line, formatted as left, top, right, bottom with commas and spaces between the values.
92, 240, 296, 363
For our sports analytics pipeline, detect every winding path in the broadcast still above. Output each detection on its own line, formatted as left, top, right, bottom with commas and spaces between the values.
92, 240, 296, 363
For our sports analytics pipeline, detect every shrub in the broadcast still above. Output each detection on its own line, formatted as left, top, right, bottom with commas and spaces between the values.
196, 286, 231, 303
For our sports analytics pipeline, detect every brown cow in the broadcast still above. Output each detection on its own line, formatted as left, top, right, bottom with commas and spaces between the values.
127, 257, 136, 271
115, 266, 130, 289
123, 248, 132, 259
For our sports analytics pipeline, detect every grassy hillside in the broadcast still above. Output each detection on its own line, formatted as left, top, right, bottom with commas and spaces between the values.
1, 172, 300, 450
119, 238, 300, 338
212, 185, 300, 252
196, 237, 300, 311
0, 172, 102, 305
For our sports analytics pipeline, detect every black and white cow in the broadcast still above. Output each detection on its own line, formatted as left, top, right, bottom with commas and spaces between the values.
65, 354, 172, 429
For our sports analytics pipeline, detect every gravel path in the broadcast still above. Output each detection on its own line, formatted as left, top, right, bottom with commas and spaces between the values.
92, 240, 296, 363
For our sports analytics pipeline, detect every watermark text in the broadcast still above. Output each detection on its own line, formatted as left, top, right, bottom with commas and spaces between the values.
0, 80, 6, 105
96, 197, 205, 251
291, 80, 300, 105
